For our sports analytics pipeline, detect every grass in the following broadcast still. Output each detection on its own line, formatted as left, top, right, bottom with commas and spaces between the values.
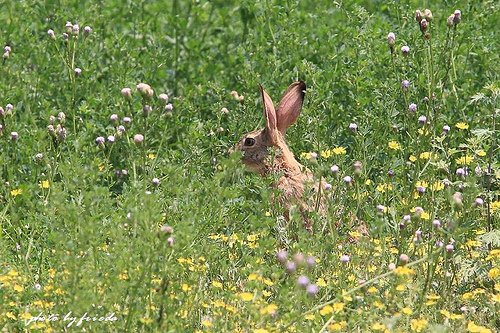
0, 0, 499, 332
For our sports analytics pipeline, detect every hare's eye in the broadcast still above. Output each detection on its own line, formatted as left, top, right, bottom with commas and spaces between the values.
244, 137, 256, 146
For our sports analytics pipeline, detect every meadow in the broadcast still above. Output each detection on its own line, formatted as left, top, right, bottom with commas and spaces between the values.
0, 0, 499, 332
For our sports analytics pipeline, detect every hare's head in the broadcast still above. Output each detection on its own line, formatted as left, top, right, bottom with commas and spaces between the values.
235, 81, 306, 174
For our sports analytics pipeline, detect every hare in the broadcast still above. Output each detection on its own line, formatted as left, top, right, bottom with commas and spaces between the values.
234, 81, 324, 231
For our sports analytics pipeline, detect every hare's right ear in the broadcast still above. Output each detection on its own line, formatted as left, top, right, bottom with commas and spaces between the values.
260, 85, 278, 144
276, 81, 306, 134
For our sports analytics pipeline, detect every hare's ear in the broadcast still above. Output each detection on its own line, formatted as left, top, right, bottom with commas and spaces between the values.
276, 81, 306, 134
260, 85, 278, 144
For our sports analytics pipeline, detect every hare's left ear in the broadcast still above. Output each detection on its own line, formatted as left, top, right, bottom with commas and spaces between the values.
276, 81, 306, 134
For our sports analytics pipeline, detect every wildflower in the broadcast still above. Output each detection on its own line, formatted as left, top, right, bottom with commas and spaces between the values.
160, 225, 173, 234
331, 165, 339, 174
107, 135, 115, 143
109, 114, 118, 122
305, 256, 316, 268
376, 204, 386, 213
152, 178, 160, 186
418, 115, 426, 124
415, 10, 423, 22
432, 219, 441, 228
62, 32, 69, 41
332, 147, 347, 155
293, 252, 305, 265
387, 32, 395, 46
343, 176, 352, 184
401, 45, 410, 55
456, 155, 474, 165
372, 323, 387, 331
419, 152, 432, 160
83, 26, 92, 35
220, 107, 229, 114
167, 237, 174, 246
306, 284, 319, 296
74, 68, 82, 76
349, 123, 358, 132
95, 136, 105, 146
340, 254, 350, 263
402, 79, 410, 90
47, 29, 55, 38
323, 183, 332, 191
260, 304, 278, 316
158, 93, 169, 104
423, 9, 433, 21
420, 19, 429, 32
137, 83, 154, 99
11, 131, 19, 141
297, 275, 310, 288
410, 318, 428, 332
143, 105, 152, 116
34, 153, 43, 162
474, 198, 484, 206
409, 103, 417, 112
72, 24, 80, 35
320, 305, 333, 316
443, 125, 451, 133
447, 15, 455, 27
276, 250, 288, 263
121, 88, 132, 99
133, 134, 144, 144
388, 263, 396, 270
165, 103, 173, 112
409, 155, 417, 162
403, 215, 411, 222
445, 244, 454, 253
453, 10, 461, 24
285, 261, 297, 274
467, 321, 492, 333
455, 122, 468, 130
39, 180, 50, 189
456, 168, 466, 177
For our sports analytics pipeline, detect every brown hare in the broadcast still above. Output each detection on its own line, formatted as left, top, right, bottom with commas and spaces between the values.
234, 81, 325, 231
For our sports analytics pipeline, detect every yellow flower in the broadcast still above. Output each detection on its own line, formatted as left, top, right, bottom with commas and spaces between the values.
118, 271, 129, 280
320, 149, 333, 158
247, 234, 258, 242
396, 284, 405, 292
239, 292, 254, 301
5, 312, 16, 320
332, 147, 347, 155
316, 278, 327, 287
420, 212, 430, 220
253, 329, 270, 333
456, 155, 474, 165
328, 321, 347, 331
19, 312, 32, 321
394, 266, 415, 276
305, 313, 316, 320
373, 300, 384, 309
181, 284, 191, 292
462, 292, 474, 300
419, 151, 432, 160
425, 294, 441, 306
10, 188, 22, 197
319, 305, 334, 316
98, 164, 105, 171
491, 201, 500, 212
455, 122, 469, 130
492, 294, 500, 303
260, 304, 277, 315
201, 319, 213, 327
140, 317, 153, 325
332, 302, 345, 313
13, 284, 24, 292
476, 150, 487, 157
409, 155, 417, 162
401, 307, 413, 315
39, 180, 50, 189
430, 181, 445, 191
440, 310, 463, 320
367, 286, 378, 294
372, 322, 387, 331
388, 141, 401, 150
212, 280, 223, 289
467, 321, 492, 333
376, 183, 393, 193
488, 267, 500, 280
410, 318, 428, 332
148, 153, 156, 159
262, 290, 271, 297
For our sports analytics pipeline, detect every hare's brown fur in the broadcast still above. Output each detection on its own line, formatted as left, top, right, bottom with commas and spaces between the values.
235, 81, 322, 230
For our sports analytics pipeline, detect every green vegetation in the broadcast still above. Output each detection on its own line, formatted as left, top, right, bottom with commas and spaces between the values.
0, 1, 498, 332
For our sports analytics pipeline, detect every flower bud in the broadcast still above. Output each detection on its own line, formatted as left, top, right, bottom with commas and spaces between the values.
420, 19, 429, 32
401, 45, 410, 55
408, 103, 417, 112
65, 21, 73, 33
133, 134, 144, 144
11, 131, 19, 141
136, 83, 154, 99
415, 10, 423, 22
72, 24, 80, 35
453, 10, 461, 24
74, 68, 82, 76
447, 15, 455, 27
48, 29, 56, 38
399, 254, 409, 264
83, 26, 92, 36
401, 79, 410, 91
306, 284, 319, 297
297, 275, 310, 288
276, 250, 288, 264
158, 93, 169, 104
387, 32, 396, 46
423, 9, 433, 21
121, 87, 132, 100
